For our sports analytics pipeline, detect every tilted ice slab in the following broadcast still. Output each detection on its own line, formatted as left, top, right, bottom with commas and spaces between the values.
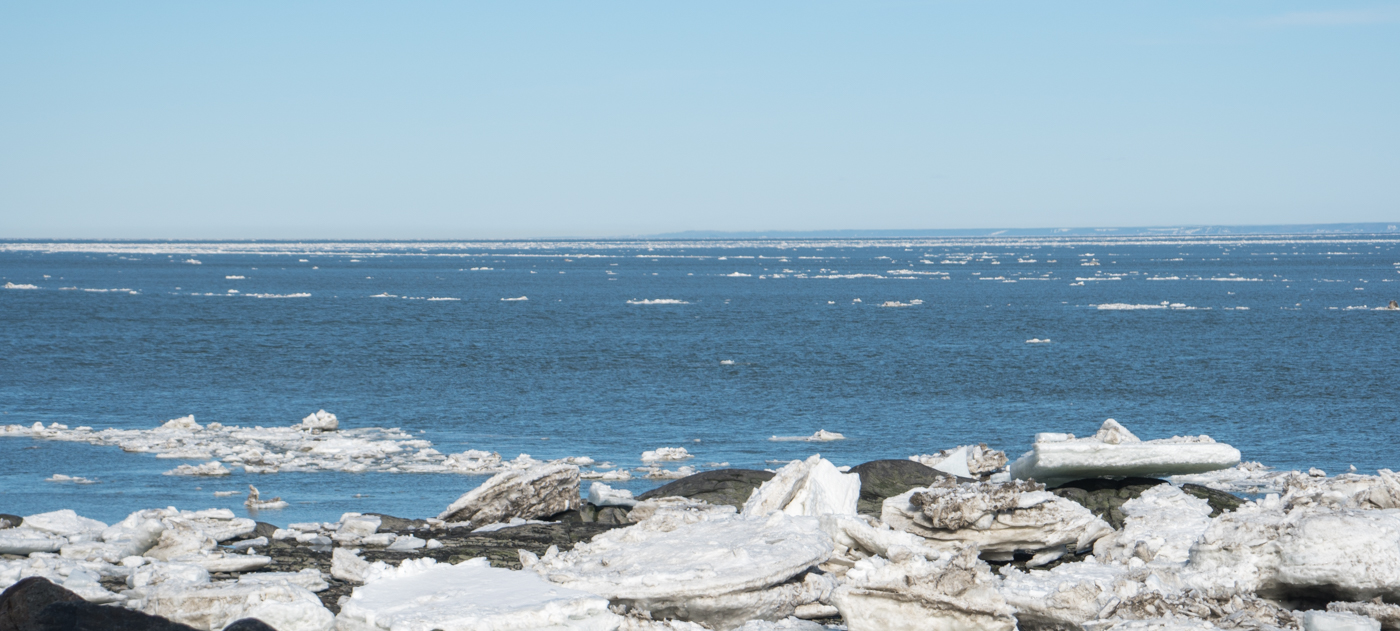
910, 443, 1009, 478
439, 463, 580, 525
882, 478, 1112, 558
527, 509, 835, 630
831, 547, 1017, 631
742, 454, 860, 518
1009, 420, 1240, 486
337, 557, 619, 631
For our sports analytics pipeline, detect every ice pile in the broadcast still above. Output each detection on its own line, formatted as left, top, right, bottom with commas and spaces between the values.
1009, 419, 1241, 486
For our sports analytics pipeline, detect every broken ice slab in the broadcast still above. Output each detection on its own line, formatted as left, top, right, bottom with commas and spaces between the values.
1009, 420, 1240, 486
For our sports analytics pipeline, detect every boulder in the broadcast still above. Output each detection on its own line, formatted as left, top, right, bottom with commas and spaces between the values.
1178, 483, 1244, 516
832, 547, 1016, 631
636, 469, 775, 509
361, 514, 428, 532
0, 577, 84, 631
882, 478, 1112, 560
32, 600, 201, 631
847, 460, 948, 516
221, 620, 280, 631
438, 464, 580, 526
1048, 477, 1168, 529
0, 515, 21, 530
742, 455, 860, 518
1009, 420, 1240, 486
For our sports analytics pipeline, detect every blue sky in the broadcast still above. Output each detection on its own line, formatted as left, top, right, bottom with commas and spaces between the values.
1, 2, 1397, 238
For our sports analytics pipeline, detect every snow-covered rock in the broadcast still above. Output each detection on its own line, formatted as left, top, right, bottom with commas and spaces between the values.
1092, 484, 1214, 567
529, 511, 834, 629
882, 478, 1112, 557
337, 557, 619, 631
439, 463, 580, 525
137, 579, 334, 631
1009, 420, 1240, 486
742, 455, 860, 518
832, 547, 1017, 631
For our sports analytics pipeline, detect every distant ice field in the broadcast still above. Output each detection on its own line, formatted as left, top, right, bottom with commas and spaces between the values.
2, 236, 1398, 524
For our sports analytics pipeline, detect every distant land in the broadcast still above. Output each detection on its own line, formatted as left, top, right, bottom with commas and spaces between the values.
646, 222, 1400, 239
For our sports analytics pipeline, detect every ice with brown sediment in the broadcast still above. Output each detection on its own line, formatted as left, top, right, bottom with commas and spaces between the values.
832, 546, 1017, 631
910, 444, 1009, 478
438, 463, 581, 525
1091, 484, 1215, 567
881, 477, 1112, 560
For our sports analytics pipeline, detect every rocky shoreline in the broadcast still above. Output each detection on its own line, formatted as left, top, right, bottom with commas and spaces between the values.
5, 419, 1399, 630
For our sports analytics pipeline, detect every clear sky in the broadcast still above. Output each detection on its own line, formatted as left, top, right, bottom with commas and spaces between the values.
2, 2, 1397, 239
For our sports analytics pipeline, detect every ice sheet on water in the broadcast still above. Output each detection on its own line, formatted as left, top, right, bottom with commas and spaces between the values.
768, 430, 845, 442
626, 299, 690, 305
500, 296, 528, 301
4, 282, 39, 289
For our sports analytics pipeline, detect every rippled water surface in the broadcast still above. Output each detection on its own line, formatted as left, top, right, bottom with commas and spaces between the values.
2, 236, 1398, 524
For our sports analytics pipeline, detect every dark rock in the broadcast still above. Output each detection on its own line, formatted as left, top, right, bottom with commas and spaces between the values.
1180, 483, 1244, 517
32, 601, 199, 631
220, 619, 279, 631
596, 507, 631, 525
0, 515, 21, 530
1049, 477, 1168, 529
636, 469, 775, 509
0, 577, 84, 631
251, 522, 279, 541
847, 460, 950, 516
364, 514, 429, 532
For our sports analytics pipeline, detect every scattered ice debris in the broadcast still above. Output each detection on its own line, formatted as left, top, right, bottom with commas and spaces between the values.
1095, 302, 1200, 310
1025, 338, 1051, 343
245, 485, 289, 510
164, 462, 232, 477
500, 296, 528, 301
769, 430, 846, 442
45, 474, 96, 484
910, 444, 1008, 478
438, 463, 580, 525
640, 447, 693, 463
833, 547, 1016, 631
1008, 419, 1240, 486
4, 282, 40, 289
627, 299, 690, 305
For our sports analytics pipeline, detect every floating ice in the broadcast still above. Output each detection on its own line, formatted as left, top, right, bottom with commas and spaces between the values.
767, 430, 840, 444
500, 296, 528, 301
1025, 338, 1051, 343
164, 461, 231, 476
627, 299, 690, 305
299, 409, 339, 431
641, 447, 693, 463
46, 474, 96, 484
3, 282, 40, 289
1009, 419, 1240, 486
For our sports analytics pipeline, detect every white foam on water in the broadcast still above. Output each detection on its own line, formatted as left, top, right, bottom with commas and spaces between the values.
626, 299, 690, 305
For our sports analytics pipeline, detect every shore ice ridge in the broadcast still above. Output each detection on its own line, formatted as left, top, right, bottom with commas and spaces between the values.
11, 419, 1400, 630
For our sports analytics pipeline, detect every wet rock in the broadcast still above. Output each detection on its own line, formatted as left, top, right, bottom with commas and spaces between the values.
847, 460, 948, 516
636, 469, 775, 509
250, 523, 279, 541
0, 577, 84, 631
361, 514, 428, 532
32, 600, 200, 631
596, 506, 631, 525
1048, 477, 1167, 529
220, 620, 279, 631
438, 463, 580, 525
1179, 483, 1244, 517
0, 515, 21, 530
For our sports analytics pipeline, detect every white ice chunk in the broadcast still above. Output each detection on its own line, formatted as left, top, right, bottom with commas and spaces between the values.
335, 515, 382, 542
832, 547, 1016, 631
742, 454, 860, 518
1301, 610, 1380, 631
1009, 419, 1240, 486
1092, 484, 1213, 566
22, 509, 108, 537
139, 580, 334, 631
588, 482, 638, 508
881, 479, 1111, 554
0, 528, 66, 555
336, 557, 619, 631
640, 447, 693, 463
299, 409, 339, 431
240, 568, 329, 592
438, 463, 580, 525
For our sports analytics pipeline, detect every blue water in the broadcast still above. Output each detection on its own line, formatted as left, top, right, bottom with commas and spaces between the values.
2, 236, 1398, 525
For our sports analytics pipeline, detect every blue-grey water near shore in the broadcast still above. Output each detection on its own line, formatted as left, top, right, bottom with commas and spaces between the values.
2, 236, 1398, 525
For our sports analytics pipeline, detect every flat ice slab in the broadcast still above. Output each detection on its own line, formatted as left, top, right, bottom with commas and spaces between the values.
1009, 419, 1239, 485
336, 557, 618, 631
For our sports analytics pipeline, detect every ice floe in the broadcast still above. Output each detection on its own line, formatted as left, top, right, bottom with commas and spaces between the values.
641, 447, 693, 463
768, 430, 846, 442
627, 299, 690, 305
